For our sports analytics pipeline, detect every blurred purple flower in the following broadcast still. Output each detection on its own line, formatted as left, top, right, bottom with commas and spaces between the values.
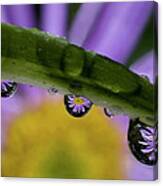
1, 1, 157, 180
69, 2, 153, 63
2, 5, 36, 27
41, 4, 67, 36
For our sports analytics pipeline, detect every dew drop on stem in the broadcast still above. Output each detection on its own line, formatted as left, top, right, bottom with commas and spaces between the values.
64, 94, 93, 117
48, 87, 58, 95
104, 108, 114, 118
128, 118, 158, 166
1, 81, 18, 98
141, 75, 150, 81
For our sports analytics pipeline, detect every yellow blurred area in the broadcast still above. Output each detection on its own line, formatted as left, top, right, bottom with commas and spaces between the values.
2, 97, 127, 179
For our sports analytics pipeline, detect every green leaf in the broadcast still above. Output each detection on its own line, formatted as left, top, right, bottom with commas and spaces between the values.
1, 23, 156, 126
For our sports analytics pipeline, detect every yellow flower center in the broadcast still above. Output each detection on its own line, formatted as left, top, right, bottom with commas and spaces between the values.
2, 99, 127, 179
73, 97, 84, 105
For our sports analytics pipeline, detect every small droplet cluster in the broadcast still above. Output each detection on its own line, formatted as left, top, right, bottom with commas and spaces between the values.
48, 87, 58, 95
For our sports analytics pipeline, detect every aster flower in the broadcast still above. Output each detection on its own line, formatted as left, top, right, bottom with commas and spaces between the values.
1, 1, 157, 180
64, 94, 92, 117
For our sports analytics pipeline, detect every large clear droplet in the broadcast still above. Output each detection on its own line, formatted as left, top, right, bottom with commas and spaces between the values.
1, 81, 18, 98
64, 94, 93, 117
104, 108, 114, 118
128, 118, 158, 166
48, 87, 58, 95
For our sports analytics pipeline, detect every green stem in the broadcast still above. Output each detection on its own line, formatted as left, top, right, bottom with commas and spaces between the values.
1, 23, 156, 126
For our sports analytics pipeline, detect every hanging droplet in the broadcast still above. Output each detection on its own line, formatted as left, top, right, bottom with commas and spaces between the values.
141, 75, 150, 81
48, 87, 58, 95
128, 118, 158, 166
64, 94, 93, 117
104, 108, 114, 118
1, 81, 18, 98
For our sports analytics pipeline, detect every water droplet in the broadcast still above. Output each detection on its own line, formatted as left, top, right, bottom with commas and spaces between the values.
104, 108, 114, 118
48, 87, 58, 95
141, 75, 150, 81
128, 118, 158, 166
64, 94, 93, 117
1, 81, 18, 98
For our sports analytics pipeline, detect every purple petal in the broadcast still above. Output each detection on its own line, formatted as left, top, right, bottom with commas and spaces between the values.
141, 148, 153, 154
146, 126, 155, 133
68, 95, 75, 100
84, 102, 91, 108
68, 100, 73, 104
68, 3, 103, 46
130, 50, 157, 84
1, 96, 24, 119
112, 115, 130, 134
83, 2, 153, 63
81, 106, 85, 112
19, 85, 46, 106
128, 155, 156, 180
138, 141, 148, 146
72, 105, 79, 113
69, 104, 75, 108
2, 5, 36, 27
41, 4, 67, 36
140, 128, 152, 137
1, 6, 8, 23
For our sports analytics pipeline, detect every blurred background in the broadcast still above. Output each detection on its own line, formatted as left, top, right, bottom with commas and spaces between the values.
1, 2, 157, 180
